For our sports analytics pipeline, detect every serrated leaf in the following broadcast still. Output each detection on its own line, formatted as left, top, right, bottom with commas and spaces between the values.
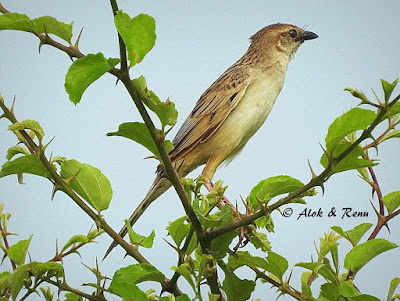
211, 230, 237, 259
199, 205, 233, 229
228, 251, 288, 280
132, 76, 178, 128
0, 13, 34, 31
32, 16, 73, 43
125, 221, 155, 248
320, 142, 376, 174
220, 262, 255, 301
0, 13, 73, 43
6, 145, 30, 160
11, 264, 30, 300
171, 263, 196, 292
107, 122, 173, 160
0, 154, 51, 179
60, 159, 112, 212
319, 283, 340, 300
109, 264, 165, 300
65, 53, 120, 104
382, 191, 400, 214
325, 108, 376, 153
331, 223, 372, 247
248, 175, 304, 207
31, 261, 64, 279
114, 11, 156, 66
380, 130, 400, 143
349, 295, 380, 301
344, 239, 398, 274
9, 119, 45, 143
8, 235, 32, 265
64, 292, 83, 301
61, 234, 89, 253
296, 262, 337, 284
249, 231, 271, 252
387, 277, 400, 301
167, 216, 190, 247
381, 79, 399, 103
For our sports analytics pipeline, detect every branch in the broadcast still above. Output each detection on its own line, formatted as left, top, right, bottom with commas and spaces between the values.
208, 97, 399, 240
109, 0, 127, 71
46, 279, 105, 301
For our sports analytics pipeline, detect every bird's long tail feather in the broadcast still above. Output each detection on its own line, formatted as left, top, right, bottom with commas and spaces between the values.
103, 176, 171, 259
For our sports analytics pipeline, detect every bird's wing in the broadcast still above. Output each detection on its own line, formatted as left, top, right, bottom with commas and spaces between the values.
170, 63, 251, 161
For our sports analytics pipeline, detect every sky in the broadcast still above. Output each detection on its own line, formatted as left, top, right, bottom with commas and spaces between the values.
1, 0, 400, 300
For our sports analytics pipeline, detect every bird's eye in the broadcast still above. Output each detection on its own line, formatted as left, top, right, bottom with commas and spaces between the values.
289, 29, 297, 38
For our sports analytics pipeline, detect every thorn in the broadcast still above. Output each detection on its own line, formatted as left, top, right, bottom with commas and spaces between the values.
163, 238, 179, 252
43, 136, 56, 151
114, 77, 120, 86
74, 27, 84, 49
10, 95, 16, 114
369, 200, 380, 217
307, 159, 317, 179
51, 184, 61, 200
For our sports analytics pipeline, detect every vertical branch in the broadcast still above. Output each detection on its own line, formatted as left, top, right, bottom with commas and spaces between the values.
109, 0, 128, 71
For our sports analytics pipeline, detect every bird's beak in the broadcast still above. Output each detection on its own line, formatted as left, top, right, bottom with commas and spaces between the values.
296, 31, 318, 42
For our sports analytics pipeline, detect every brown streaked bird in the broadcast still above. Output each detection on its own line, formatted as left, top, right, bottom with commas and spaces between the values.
105, 23, 318, 258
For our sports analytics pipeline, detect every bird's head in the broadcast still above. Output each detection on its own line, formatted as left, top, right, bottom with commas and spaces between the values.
250, 23, 318, 59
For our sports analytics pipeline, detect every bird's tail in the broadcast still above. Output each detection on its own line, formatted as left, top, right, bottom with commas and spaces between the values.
103, 175, 172, 259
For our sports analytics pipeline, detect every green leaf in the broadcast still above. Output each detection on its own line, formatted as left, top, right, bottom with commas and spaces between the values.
6, 146, 30, 161
107, 122, 173, 160
296, 262, 337, 285
349, 295, 380, 301
249, 231, 271, 252
171, 263, 196, 292
380, 130, 400, 143
344, 239, 398, 274
220, 262, 255, 301
199, 205, 233, 229
248, 175, 304, 207
381, 78, 399, 103
0, 271, 12, 294
0, 13, 73, 43
61, 234, 89, 253
387, 277, 400, 301
320, 143, 376, 174
32, 16, 73, 43
339, 280, 359, 297
125, 221, 155, 248
382, 191, 400, 214
60, 159, 112, 211
0, 155, 50, 180
331, 223, 373, 247
325, 108, 376, 152
0, 13, 34, 31
65, 53, 120, 104
7, 236, 32, 265
344, 87, 370, 104
109, 264, 165, 300
31, 261, 64, 279
167, 216, 190, 247
11, 264, 30, 300
132, 76, 178, 128
319, 283, 340, 300
9, 119, 45, 143
64, 292, 83, 301
211, 230, 237, 259
114, 11, 156, 66
228, 251, 288, 280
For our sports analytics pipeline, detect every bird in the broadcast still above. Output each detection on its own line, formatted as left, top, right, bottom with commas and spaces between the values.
105, 23, 318, 258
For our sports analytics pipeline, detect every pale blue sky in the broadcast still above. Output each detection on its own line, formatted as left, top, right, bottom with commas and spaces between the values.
1, 1, 400, 300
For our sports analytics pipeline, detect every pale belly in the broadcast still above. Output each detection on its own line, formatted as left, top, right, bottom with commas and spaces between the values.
211, 75, 284, 161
